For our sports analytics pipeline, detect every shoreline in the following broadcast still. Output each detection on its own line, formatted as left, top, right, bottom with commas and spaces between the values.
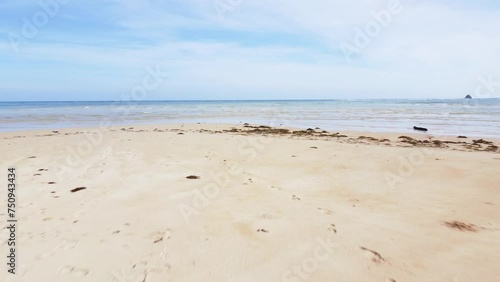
2, 123, 499, 154
2, 121, 500, 140
2, 99, 500, 139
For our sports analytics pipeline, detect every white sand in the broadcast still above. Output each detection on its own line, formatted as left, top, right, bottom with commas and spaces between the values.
1, 124, 499, 282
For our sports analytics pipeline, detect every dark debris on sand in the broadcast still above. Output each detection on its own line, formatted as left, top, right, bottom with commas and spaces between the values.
444, 221, 478, 232
70, 187, 87, 193
107, 124, 499, 154
197, 124, 500, 154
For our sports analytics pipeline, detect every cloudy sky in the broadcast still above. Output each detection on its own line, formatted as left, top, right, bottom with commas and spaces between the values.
1, 0, 499, 101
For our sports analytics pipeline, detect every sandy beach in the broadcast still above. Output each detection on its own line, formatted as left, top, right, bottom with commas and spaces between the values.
1, 123, 499, 282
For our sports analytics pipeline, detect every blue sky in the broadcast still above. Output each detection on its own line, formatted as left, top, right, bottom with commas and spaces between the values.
0, 0, 499, 101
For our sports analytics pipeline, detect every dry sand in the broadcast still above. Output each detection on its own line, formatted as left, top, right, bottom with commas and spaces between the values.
1, 124, 499, 282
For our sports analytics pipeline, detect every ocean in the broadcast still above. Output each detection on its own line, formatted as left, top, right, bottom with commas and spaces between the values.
1, 99, 499, 138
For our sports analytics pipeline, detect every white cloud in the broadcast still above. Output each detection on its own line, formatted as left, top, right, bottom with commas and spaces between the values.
1, 0, 499, 100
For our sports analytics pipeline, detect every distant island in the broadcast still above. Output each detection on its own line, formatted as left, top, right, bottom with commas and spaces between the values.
465, 95, 472, 99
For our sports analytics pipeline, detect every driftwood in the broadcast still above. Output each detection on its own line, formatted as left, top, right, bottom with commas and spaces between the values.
413, 126, 428, 132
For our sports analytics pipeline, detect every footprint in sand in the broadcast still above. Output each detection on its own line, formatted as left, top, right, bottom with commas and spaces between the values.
39, 239, 78, 259
113, 265, 169, 282
317, 207, 333, 215
147, 231, 166, 244
147, 229, 173, 244
113, 232, 173, 281
262, 213, 275, 219
111, 267, 146, 282
158, 232, 174, 270
328, 224, 337, 234
360, 246, 385, 264
59, 265, 90, 277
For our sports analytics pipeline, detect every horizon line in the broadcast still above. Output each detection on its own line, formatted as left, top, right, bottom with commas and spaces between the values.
0, 98, 492, 103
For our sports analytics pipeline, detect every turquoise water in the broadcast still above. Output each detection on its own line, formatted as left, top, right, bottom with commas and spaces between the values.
1, 99, 499, 138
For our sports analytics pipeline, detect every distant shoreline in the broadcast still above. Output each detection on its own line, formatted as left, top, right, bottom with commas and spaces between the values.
2, 123, 499, 153
2, 100, 499, 138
